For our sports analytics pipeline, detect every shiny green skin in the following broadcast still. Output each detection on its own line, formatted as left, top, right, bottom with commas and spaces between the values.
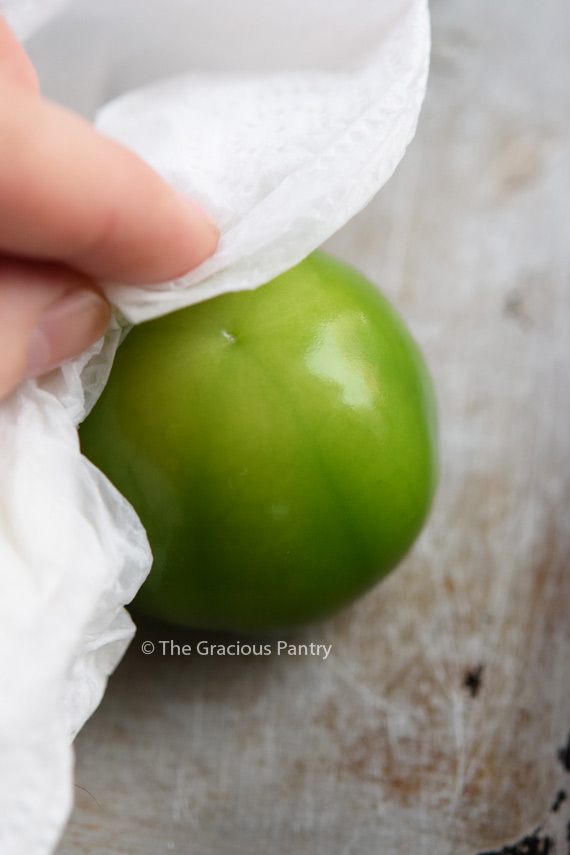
80, 252, 438, 632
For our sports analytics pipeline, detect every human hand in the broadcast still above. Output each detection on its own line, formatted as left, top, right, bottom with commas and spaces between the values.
0, 15, 219, 402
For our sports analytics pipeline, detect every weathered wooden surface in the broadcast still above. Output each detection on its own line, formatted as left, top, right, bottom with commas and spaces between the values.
56, 0, 570, 852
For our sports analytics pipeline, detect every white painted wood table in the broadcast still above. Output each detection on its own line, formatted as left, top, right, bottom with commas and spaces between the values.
55, 0, 570, 852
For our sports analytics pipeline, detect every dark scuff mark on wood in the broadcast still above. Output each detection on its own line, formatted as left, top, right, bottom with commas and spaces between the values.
550, 788, 567, 813
476, 826, 553, 855
464, 664, 484, 698
558, 732, 570, 772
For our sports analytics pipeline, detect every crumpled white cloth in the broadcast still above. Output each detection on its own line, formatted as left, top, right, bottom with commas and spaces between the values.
0, 1, 430, 853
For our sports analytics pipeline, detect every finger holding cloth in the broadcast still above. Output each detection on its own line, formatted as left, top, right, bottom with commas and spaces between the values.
0, 13, 219, 401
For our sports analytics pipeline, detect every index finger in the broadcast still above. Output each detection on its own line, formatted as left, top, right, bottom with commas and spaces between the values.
0, 81, 219, 284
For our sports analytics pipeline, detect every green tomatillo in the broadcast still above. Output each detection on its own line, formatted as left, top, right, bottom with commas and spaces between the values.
80, 252, 438, 632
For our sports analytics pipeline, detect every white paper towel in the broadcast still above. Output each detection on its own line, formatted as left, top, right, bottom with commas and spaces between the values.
0, 2, 430, 852
0, 0, 67, 39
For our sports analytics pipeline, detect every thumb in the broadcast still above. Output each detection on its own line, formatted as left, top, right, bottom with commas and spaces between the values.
0, 259, 111, 401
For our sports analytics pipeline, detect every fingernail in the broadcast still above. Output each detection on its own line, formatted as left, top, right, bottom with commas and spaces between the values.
173, 193, 220, 272
177, 192, 218, 226
23, 288, 111, 380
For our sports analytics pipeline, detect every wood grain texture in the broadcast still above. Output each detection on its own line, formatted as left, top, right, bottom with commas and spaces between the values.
56, 0, 570, 852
